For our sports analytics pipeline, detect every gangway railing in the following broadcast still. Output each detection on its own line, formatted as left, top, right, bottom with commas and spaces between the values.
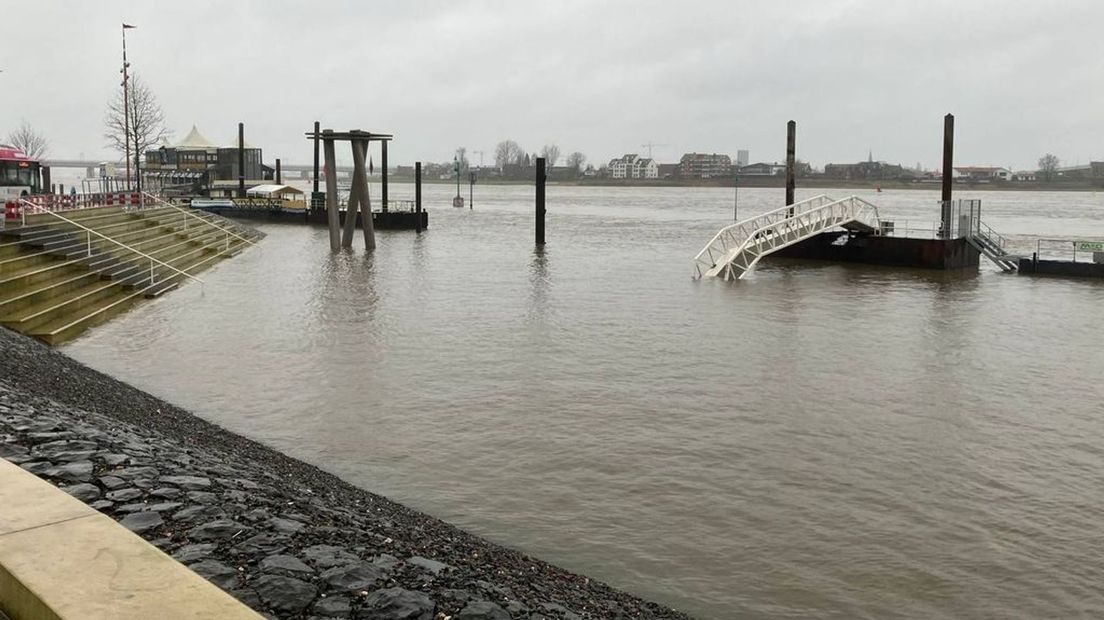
18, 198, 204, 287
694, 195, 881, 280
693, 195, 835, 278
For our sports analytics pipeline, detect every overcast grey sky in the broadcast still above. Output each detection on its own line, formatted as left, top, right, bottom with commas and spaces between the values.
2, 0, 1100, 170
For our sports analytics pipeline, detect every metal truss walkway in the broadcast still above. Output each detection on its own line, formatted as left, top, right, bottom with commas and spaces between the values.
693, 195, 882, 280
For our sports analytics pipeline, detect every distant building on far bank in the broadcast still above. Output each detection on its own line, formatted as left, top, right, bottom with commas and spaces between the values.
657, 163, 680, 179
608, 154, 658, 179
953, 166, 1012, 181
738, 162, 785, 176
680, 153, 732, 178
736, 150, 749, 167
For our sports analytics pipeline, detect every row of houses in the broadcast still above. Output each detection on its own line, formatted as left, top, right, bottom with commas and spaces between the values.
606, 152, 775, 180
604, 149, 1104, 183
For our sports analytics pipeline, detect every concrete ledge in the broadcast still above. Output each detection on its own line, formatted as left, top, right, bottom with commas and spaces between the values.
0, 459, 261, 620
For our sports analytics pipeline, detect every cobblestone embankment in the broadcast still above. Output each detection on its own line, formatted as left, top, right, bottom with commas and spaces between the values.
0, 328, 692, 620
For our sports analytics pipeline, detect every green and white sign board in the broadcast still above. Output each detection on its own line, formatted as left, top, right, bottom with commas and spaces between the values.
1076, 241, 1104, 252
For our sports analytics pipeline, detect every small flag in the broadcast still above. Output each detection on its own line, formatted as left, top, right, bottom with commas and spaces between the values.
369, 157, 374, 174
123, 23, 136, 29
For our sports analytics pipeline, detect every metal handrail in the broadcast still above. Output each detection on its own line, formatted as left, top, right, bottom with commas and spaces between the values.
693, 194, 834, 277
881, 220, 941, 239
18, 199, 204, 286
141, 192, 257, 246
740, 196, 880, 252
973, 220, 1005, 250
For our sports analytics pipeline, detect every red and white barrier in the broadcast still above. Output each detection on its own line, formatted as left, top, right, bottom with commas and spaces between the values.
4, 200, 19, 221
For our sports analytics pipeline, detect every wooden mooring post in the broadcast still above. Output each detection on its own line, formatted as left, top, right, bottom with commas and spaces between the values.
536, 157, 546, 245
785, 120, 796, 214
238, 122, 246, 198
415, 161, 423, 233
312, 121, 321, 195
940, 113, 954, 238
322, 130, 340, 251
381, 140, 389, 213
275, 158, 281, 184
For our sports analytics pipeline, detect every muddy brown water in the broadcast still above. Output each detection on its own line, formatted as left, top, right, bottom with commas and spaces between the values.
66, 185, 1104, 618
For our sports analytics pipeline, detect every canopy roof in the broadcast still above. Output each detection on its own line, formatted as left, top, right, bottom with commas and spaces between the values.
246, 184, 304, 198
176, 125, 216, 149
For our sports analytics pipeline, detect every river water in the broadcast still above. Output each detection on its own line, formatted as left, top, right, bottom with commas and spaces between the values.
65, 185, 1104, 619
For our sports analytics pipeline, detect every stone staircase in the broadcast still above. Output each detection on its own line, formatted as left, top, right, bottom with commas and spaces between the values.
0, 206, 263, 344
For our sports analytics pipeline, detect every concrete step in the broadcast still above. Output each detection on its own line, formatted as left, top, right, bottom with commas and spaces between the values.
0, 250, 69, 276
1, 279, 126, 334
0, 271, 103, 317
0, 240, 30, 260
137, 237, 250, 288
0, 259, 86, 294
142, 280, 180, 298
28, 287, 145, 345
21, 206, 130, 227
9, 228, 76, 247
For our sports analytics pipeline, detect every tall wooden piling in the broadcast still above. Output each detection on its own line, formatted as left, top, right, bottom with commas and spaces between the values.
275, 158, 282, 184
322, 131, 340, 251
41, 167, 51, 195
341, 133, 364, 248
237, 121, 246, 196
354, 138, 376, 250
940, 114, 955, 238
785, 120, 796, 211
312, 121, 320, 194
536, 157, 546, 245
381, 141, 389, 213
415, 161, 423, 233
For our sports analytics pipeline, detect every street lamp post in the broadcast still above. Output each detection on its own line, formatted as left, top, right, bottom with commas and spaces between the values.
451, 156, 464, 208
121, 23, 134, 189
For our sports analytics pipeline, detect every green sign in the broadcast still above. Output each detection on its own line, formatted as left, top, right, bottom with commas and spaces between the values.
1076, 241, 1104, 252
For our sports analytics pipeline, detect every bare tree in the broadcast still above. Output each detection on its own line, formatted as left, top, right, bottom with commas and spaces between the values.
104, 73, 170, 173
6, 120, 49, 159
1038, 153, 1060, 182
540, 144, 560, 167
565, 151, 586, 174
494, 140, 523, 170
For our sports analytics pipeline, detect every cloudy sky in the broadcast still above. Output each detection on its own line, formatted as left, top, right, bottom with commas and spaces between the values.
2, 0, 1100, 171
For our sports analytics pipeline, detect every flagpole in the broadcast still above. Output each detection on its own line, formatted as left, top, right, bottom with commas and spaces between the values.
121, 23, 132, 189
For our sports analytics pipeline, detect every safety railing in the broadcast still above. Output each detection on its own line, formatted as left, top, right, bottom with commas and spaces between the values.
334, 198, 419, 212
692, 195, 835, 278
141, 192, 257, 247
18, 198, 204, 287
973, 220, 1007, 253
1032, 239, 1104, 263
878, 220, 941, 239
704, 196, 881, 280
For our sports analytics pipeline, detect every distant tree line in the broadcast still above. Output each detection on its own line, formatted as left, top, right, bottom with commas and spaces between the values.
492, 140, 586, 178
